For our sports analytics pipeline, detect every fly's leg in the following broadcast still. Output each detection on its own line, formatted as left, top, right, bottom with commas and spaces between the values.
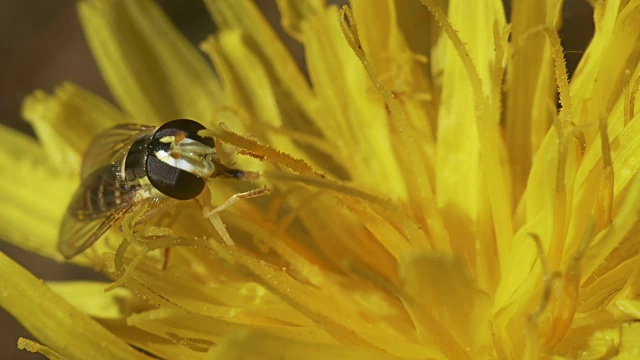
196, 186, 234, 246
122, 197, 177, 246
214, 163, 261, 181
197, 185, 270, 246
118, 197, 177, 270
204, 186, 270, 217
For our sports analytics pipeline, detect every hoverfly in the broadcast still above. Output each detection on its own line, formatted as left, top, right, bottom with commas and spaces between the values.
59, 118, 263, 259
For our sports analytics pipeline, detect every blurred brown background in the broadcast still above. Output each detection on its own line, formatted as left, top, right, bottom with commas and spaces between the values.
0, 0, 591, 358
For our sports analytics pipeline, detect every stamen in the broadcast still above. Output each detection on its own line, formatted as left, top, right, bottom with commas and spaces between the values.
166, 332, 213, 352
630, 74, 640, 121
105, 247, 151, 292
419, 0, 485, 109
266, 171, 428, 247
339, 5, 446, 250
544, 221, 595, 350
170, 152, 181, 160
528, 233, 562, 323
543, 27, 572, 125
273, 190, 323, 235
516, 25, 572, 127
574, 129, 587, 160
17, 338, 61, 358
625, 248, 640, 299
491, 21, 510, 121
420, 1, 516, 263
343, 259, 402, 298
596, 113, 614, 232
200, 127, 321, 176
624, 70, 632, 126
546, 109, 590, 266
237, 148, 267, 161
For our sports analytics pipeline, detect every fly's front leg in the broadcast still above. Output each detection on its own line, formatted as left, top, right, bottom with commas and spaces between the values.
196, 185, 270, 246
196, 184, 214, 217
203, 186, 270, 217
196, 185, 235, 246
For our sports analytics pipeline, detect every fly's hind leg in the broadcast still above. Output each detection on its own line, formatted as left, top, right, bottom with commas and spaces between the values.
119, 197, 178, 270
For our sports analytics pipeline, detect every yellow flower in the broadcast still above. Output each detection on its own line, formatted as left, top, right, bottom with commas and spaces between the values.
2, 0, 640, 358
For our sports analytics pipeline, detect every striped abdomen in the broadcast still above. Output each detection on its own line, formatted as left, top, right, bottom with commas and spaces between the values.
70, 164, 138, 221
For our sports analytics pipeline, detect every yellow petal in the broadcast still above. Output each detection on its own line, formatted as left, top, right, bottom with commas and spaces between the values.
127, 308, 334, 350
48, 281, 135, 319
300, 6, 407, 196
566, 80, 640, 273
337, 5, 444, 250
616, 299, 640, 319
200, 32, 313, 162
121, 252, 322, 330
204, 0, 312, 115
505, 0, 561, 198
399, 251, 492, 359
431, 0, 505, 222
0, 125, 73, 260
78, 0, 223, 123
13, 83, 142, 263
578, 256, 637, 313
0, 251, 148, 359
275, 0, 325, 40
571, 0, 640, 135
350, 0, 433, 105
7, 0, 639, 358
582, 170, 640, 281
555, 326, 620, 359
619, 322, 640, 358
205, 238, 429, 358
421, 0, 514, 277
21, 82, 127, 173
202, 1, 349, 179
99, 319, 203, 359
207, 330, 396, 360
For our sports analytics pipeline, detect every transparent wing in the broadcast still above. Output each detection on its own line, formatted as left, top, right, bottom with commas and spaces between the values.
59, 202, 136, 259
59, 164, 138, 259
81, 124, 156, 179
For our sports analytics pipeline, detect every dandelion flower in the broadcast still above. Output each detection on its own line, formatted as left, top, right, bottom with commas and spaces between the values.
2, 0, 640, 358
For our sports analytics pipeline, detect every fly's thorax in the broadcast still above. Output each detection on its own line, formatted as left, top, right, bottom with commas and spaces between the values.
122, 134, 152, 183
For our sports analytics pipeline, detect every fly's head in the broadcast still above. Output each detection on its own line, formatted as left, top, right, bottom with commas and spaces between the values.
155, 131, 217, 179
146, 119, 217, 200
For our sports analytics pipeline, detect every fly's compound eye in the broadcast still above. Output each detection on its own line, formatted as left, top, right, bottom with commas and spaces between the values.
146, 119, 215, 200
